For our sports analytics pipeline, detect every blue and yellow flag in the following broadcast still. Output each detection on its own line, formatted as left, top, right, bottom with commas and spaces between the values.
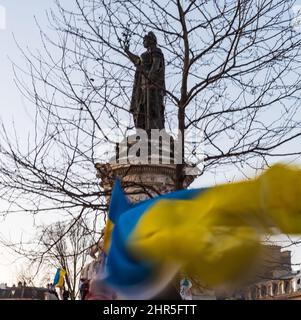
103, 179, 132, 254
52, 268, 66, 288
103, 164, 301, 299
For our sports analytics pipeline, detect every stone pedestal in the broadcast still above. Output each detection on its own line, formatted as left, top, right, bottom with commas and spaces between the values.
96, 162, 195, 203
95, 134, 198, 204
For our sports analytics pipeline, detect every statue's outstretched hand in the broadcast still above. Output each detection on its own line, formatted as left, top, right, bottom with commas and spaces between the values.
122, 43, 140, 65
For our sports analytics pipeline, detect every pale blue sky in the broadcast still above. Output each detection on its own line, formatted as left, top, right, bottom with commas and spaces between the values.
0, 0, 58, 285
0, 0, 301, 286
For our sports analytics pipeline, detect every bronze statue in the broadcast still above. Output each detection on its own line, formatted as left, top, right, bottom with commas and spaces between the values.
124, 32, 165, 131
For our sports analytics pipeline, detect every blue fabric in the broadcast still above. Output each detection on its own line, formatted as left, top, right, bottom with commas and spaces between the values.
108, 179, 132, 223
52, 268, 60, 286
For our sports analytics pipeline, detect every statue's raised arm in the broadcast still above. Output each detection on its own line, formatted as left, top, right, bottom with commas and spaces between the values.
124, 44, 140, 66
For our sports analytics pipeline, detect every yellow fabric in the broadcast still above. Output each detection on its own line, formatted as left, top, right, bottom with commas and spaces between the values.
103, 219, 114, 254
57, 269, 66, 288
129, 164, 301, 286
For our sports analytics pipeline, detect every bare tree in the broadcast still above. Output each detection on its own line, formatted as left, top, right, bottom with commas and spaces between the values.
2, 217, 96, 299
15, 265, 38, 288
1, 0, 301, 280
24, 218, 94, 299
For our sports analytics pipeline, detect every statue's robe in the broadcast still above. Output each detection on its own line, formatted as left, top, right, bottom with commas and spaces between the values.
130, 47, 165, 130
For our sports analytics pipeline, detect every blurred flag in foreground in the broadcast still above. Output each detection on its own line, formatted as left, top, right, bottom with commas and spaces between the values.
52, 268, 66, 288
103, 164, 301, 299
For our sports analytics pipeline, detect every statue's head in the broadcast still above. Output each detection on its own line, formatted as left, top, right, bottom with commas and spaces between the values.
143, 31, 157, 48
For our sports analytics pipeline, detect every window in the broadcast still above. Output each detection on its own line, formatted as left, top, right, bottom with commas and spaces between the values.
284, 280, 290, 294
261, 285, 267, 297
